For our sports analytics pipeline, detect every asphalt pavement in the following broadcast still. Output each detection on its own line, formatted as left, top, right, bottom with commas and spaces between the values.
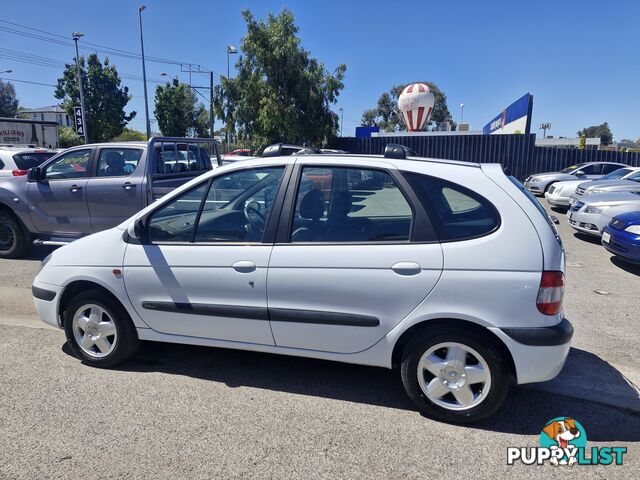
0, 199, 638, 478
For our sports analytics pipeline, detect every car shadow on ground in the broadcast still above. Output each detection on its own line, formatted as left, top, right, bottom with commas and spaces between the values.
573, 232, 602, 245
62, 341, 640, 442
22, 245, 57, 261
609, 255, 640, 276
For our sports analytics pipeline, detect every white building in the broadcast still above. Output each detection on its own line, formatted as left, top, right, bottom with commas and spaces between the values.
20, 105, 71, 128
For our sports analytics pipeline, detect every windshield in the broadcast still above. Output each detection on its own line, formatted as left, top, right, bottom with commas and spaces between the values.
560, 164, 586, 174
627, 172, 640, 183
602, 168, 633, 180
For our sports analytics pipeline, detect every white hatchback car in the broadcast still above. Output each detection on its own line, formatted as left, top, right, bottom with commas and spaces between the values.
33, 146, 572, 423
0, 146, 56, 177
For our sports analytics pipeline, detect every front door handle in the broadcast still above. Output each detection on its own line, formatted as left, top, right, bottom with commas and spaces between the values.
391, 262, 421, 276
232, 260, 256, 273
69, 184, 82, 192
122, 182, 135, 190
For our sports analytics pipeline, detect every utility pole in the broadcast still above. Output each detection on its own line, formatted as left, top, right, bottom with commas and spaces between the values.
338, 107, 344, 137
72, 32, 88, 144
138, 5, 151, 139
210, 71, 214, 140
226, 46, 237, 148
459, 103, 465, 125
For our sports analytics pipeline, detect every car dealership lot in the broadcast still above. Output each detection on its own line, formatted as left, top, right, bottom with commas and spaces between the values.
0, 199, 639, 478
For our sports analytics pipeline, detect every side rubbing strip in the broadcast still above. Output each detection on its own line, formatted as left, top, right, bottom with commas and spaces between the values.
142, 302, 268, 321
269, 308, 379, 327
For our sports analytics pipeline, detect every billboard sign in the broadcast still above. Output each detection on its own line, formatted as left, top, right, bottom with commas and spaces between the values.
483, 93, 533, 135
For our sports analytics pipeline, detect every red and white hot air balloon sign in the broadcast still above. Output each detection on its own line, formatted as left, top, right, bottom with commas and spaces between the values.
398, 83, 435, 131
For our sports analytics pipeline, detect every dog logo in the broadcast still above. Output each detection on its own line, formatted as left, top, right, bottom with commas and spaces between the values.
539, 417, 587, 466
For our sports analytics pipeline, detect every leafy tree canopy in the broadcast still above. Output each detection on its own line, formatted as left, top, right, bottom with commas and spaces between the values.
111, 127, 147, 141
154, 78, 209, 137
0, 80, 19, 117
58, 125, 83, 148
214, 9, 346, 148
360, 82, 455, 132
577, 122, 613, 145
55, 53, 135, 143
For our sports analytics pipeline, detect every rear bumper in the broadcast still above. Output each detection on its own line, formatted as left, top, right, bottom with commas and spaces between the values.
490, 318, 573, 384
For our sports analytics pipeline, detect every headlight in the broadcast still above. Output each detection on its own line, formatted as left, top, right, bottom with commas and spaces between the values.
584, 205, 610, 214
38, 253, 52, 273
625, 225, 640, 234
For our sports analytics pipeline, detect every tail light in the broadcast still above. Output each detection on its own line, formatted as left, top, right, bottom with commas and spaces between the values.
12, 169, 28, 176
537, 271, 565, 315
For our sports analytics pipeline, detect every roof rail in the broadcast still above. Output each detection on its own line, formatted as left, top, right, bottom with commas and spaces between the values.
384, 143, 417, 160
261, 143, 307, 157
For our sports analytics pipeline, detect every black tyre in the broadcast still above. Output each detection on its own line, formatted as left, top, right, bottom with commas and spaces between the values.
64, 289, 139, 368
0, 212, 28, 259
400, 327, 509, 423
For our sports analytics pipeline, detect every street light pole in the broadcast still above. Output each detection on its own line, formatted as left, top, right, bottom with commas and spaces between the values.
72, 32, 88, 144
338, 108, 344, 137
138, 5, 151, 139
459, 103, 465, 125
225, 45, 238, 148
209, 71, 214, 141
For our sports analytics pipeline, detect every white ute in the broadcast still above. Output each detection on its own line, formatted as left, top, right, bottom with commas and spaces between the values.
33, 144, 572, 423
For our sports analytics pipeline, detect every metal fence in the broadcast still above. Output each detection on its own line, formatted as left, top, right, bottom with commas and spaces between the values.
331, 134, 640, 180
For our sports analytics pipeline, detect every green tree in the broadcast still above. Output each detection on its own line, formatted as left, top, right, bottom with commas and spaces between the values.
360, 82, 455, 132
0, 80, 19, 117
111, 127, 146, 141
58, 125, 83, 148
55, 54, 135, 143
214, 9, 346, 147
578, 134, 586, 150
577, 122, 613, 145
154, 78, 209, 137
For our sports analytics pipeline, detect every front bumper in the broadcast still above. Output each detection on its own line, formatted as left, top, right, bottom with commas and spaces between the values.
602, 226, 640, 263
490, 318, 573, 384
524, 179, 545, 195
544, 191, 571, 207
32, 279, 63, 329
567, 210, 608, 236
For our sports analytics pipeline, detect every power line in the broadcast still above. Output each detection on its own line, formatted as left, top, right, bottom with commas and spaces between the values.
0, 19, 221, 77
0, 76, 55, 87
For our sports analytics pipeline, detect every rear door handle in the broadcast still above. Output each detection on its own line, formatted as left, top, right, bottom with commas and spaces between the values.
391, 262, 421, 276
122, 182, 135, 190
232, 260, 256, 273
69, 185, 82, 192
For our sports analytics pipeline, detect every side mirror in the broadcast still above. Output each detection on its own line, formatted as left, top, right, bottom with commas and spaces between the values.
127, 217, 146, 240
27, 167, 43, 183
550, 215, 560, 225
574, 170, 585, 176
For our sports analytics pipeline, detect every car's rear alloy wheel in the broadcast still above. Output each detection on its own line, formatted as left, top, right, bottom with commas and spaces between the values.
417, 342, 491, 411
64, 290, 139, 367
401, 328, 509, 423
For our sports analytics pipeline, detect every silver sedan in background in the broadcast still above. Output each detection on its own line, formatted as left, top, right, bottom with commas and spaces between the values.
571, 168, 640, 203
524, 161, 626, 196
567, 191, 640, 236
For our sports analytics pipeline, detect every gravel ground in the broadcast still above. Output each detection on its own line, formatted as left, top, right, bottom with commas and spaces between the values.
0, 198, 638, 478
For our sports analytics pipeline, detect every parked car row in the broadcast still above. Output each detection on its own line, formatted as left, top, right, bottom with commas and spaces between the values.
525, 162, 640, 265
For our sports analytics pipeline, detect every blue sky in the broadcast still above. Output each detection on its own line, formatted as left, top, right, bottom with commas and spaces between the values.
1, 0, 638, 140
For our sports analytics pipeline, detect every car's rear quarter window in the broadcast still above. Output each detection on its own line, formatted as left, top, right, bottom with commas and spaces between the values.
12, 152, 54, 170
404, 172, 500, 241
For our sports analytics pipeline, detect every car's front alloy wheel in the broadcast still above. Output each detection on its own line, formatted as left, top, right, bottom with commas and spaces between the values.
64, 289, 139, 367
401, 327, 509, 423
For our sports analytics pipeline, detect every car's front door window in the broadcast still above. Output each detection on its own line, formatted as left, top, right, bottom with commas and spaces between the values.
44, 149, 91, 180
147, 166, 285, 243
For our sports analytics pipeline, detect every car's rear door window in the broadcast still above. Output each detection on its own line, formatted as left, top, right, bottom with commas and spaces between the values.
405, 172, 500, 241
290, 166, 413, 242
